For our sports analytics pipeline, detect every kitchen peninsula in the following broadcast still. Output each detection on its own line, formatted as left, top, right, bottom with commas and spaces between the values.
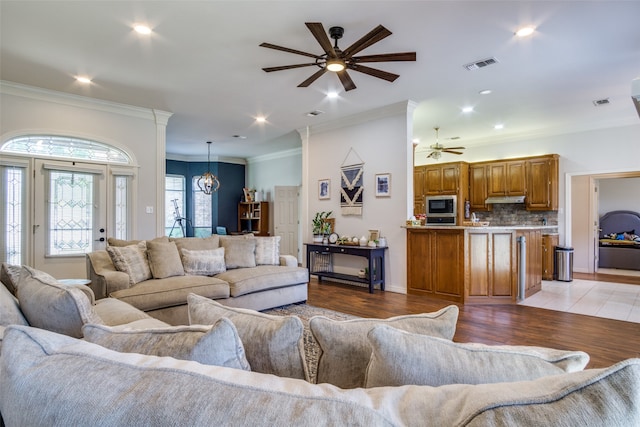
405, 225, 557, 305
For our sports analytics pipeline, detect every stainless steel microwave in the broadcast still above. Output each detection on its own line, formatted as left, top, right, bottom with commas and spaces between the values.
425, 195, 456, 217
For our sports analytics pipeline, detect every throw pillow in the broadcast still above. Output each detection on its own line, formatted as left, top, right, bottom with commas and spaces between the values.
82, 318, 250, 371
181, 247, 226, 276
171, 235, 220, 260
187, 293, 306, 380
106, 241, 152, 285
254, 236, 281, 265
219, 237, 257, 269
1, 262, 21, 295
364, 325, 591, 388
309, 305, 459, 388
15, 266, 103, 338
146, 241, 184, 279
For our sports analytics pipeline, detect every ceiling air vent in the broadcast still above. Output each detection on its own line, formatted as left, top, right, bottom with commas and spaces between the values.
463, 57, 499, 71
305, 110, 324, 117
592, 98, 610, 106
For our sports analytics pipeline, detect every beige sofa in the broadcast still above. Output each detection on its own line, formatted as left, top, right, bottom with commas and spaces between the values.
87, 235, 308, 324
2, 266, 639, 426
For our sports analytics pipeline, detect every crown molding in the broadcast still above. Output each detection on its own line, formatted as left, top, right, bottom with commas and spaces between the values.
0, 80, 171, 122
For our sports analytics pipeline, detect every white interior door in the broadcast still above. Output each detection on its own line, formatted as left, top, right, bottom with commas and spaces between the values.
274, 186, 300, 260
33, 159, 107, 279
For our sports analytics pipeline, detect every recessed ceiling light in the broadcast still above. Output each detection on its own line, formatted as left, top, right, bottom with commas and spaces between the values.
232, 135, 247, 139
255, 116, 266, 123
479, 89, 492, 95
494, 124, 504, 130
462, 106, 474, 113
76, 76, 92, 84
327, 91, 339, 99
134, 24, 152, 35
412, 138, 420, 145
515, 26, 535, 37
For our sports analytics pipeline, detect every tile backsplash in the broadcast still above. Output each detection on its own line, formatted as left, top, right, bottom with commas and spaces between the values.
471, 203, 558, 226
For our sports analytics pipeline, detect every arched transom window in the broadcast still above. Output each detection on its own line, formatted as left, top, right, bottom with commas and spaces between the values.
1, 135, 131, 164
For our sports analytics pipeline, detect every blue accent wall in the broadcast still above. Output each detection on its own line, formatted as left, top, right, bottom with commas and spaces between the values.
166, 160, 245, 236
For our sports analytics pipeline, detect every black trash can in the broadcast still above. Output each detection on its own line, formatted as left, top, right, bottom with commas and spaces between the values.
554, 246, 574, 282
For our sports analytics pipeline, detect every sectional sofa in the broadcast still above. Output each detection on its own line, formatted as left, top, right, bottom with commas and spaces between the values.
86, 234, 308, 324
1, 264, 639, 426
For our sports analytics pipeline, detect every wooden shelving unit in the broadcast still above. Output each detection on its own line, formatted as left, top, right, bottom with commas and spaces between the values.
237, 202, 269, 236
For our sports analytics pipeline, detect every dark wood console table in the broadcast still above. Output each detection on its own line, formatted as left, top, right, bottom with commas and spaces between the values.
305, 243, 387, 293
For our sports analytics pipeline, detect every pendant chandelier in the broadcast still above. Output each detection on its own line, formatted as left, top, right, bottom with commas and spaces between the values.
197, 141, 220, 194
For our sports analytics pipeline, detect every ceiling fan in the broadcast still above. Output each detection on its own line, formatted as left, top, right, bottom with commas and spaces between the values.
427, 127, 465, 160
260, 22, 416, 91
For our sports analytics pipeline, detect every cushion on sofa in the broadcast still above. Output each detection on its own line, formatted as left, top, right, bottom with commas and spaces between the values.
171, 235, 220, 260
254, 236, 281, 265
364, 325, 590, 388
2, 325, 640, 427
181, 247, 226, 276
15, 266, 103, 338
107, 236, 169, 247
220, 237, 257, 269
82, 318, 251, 371
214, 265, 308, 298
110, 276, 229, 312
187, 293, 307, 380
93, 297, 161, 326
106, 242, 152, 285
309, 305, 459, 388
0, 280, 28, 327
146, 241, 184, 279
1, 263, 21, 295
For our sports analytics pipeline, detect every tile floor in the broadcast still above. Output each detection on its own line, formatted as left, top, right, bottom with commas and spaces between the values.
519, 271, 640, 323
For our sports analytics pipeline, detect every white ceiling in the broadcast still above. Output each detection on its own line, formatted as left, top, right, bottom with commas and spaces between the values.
1, 1, 639, 160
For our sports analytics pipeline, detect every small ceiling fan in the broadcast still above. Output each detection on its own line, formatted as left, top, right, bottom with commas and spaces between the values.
260, 22, 416, 91
427, 127, 465, 160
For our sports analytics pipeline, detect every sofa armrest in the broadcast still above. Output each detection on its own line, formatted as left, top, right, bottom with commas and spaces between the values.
86, 251, 130, 299
279, 255, 298, 267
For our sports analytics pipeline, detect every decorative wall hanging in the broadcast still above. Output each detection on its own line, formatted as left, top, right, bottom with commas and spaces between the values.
340, 148, 364, 216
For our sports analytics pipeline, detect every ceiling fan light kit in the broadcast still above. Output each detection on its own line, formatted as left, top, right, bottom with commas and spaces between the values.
426, 127, 466, 160
260, 22, 416, 91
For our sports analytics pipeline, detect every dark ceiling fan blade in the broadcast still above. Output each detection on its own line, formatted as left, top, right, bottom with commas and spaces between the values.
262, 63, 319, 72
349, 64, 399, 82
259, 42, 322, 59
443, 146, 465, 150
298, 68, 328, 87
443, 150, 464, 155
337, 70, 357, 91
427, 152, 437, 158
352, 52, 416, 63
305, 22, 337, 57
342, 25, 392, 58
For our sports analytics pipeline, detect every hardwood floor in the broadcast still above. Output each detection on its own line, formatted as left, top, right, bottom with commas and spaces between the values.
574, 271, 640, 286
306, 279, 640, 369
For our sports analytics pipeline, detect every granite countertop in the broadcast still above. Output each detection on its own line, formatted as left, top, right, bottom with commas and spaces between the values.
404, 225, 559, 231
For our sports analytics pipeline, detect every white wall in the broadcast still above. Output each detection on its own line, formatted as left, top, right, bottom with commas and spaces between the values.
247, 146, 302, 234
0, 82, 171, 240
598, 177, 640, 216
301, 101, 416, 294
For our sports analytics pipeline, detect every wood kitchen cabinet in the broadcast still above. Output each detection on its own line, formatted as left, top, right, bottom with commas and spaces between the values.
465, 229, 517, 303
413, 166, 426, 215
424, 163, 465, 195
526, 155, 559, 210
487, 160, 526, 197
407, 228, 464, 302
542, 233, 559, 280
469, 164, 491, 211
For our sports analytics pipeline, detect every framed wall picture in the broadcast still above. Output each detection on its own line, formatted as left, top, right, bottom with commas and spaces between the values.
375, 173, 391, 197
318, 179, 330, 199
